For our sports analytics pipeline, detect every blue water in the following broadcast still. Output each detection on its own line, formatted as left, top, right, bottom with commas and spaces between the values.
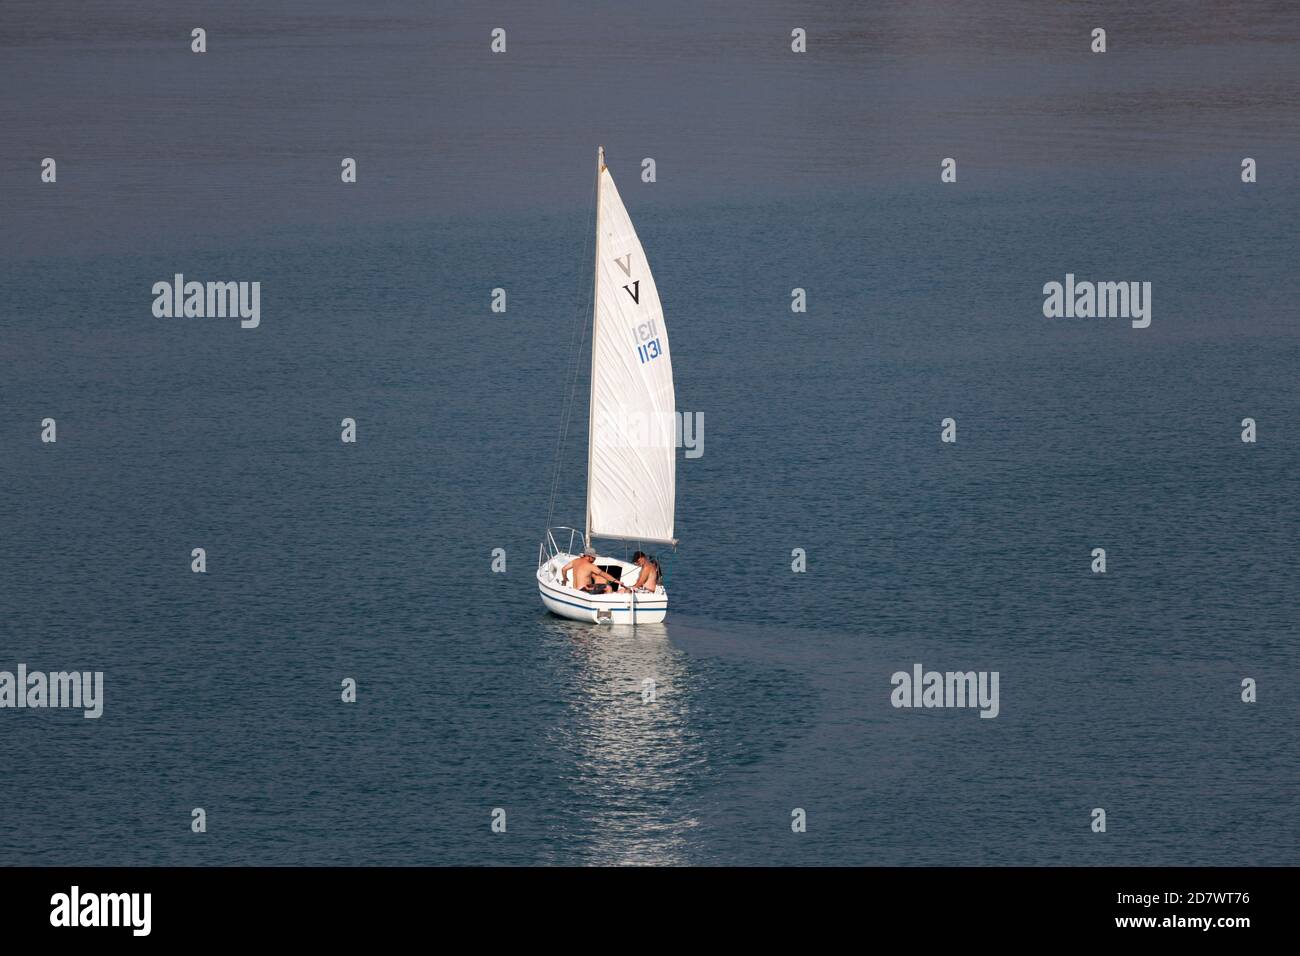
1, 1, 1297, 865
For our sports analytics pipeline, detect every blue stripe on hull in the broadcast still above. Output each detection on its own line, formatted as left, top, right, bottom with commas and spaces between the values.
537, 580, 668, 615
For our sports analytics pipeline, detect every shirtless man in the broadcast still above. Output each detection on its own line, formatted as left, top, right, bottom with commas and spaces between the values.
561, 547, 624, 593
629, 551, 660, 592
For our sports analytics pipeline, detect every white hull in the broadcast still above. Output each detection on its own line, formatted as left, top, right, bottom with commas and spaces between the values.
537, 551, 668, 624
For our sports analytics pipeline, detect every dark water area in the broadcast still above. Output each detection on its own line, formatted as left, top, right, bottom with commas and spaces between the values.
0, 1, 1296, 864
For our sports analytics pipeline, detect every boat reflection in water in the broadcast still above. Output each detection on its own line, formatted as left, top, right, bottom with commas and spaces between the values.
543, 618, 704, 865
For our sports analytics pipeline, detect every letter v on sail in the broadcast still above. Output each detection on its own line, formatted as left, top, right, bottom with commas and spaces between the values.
537, 147, 677, 624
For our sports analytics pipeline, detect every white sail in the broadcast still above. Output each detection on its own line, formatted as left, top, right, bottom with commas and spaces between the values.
586, 149, 676, 545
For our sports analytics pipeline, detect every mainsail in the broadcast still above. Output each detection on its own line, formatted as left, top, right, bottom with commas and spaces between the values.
585, 147, 677, 545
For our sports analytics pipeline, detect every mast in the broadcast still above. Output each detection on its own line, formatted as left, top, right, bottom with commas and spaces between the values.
584, 145, 604, 548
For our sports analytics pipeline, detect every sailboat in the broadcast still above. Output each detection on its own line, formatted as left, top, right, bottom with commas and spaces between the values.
537, 146, 676, 624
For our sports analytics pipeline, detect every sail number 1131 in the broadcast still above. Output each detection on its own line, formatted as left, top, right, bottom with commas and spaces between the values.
634, 319, 663, 364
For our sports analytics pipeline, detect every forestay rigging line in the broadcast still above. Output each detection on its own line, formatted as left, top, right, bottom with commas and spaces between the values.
545, 171, 598, 533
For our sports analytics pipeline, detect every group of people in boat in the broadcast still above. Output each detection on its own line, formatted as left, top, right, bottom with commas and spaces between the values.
561, 548, 661, 595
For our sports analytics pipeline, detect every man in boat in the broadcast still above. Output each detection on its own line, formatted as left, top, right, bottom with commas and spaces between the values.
629, 551, 661, 592
562, 548, 625, 594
